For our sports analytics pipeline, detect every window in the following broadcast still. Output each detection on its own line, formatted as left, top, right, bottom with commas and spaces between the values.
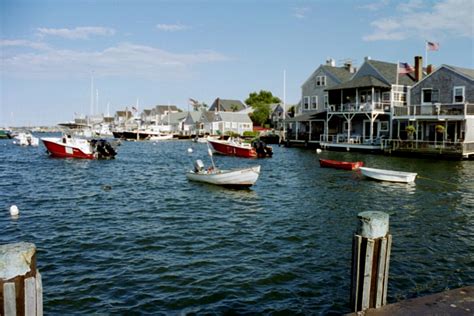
324, 94, 329, 108
311, 96, 318, 109
380, 121, 389, 131
453, 86, 465, 103
422, 88, 439, 103
382, 92, 391, 102
303, 96, 310, 110
315, 76, 326, 86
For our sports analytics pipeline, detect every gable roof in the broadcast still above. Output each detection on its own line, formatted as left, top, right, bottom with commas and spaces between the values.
326, 75, 391, 90
410, 64, 474, 89
302, 64, 352, 88
209, 98, 247, 112
152, 105, 180, 115
161, 112, 188, 125
443, 65, 474, 80
366, 60, 415, 86
216, 112, 252, 123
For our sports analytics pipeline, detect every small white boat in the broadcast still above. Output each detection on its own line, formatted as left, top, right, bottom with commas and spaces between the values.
186, 159, 260, 188
14, 132, 39, 146
149, 134, 174, 141
359, 167, 417, 183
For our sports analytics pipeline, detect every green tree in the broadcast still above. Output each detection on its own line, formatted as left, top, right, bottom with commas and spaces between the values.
245, 90, 281, 126
245, 90, 281, 107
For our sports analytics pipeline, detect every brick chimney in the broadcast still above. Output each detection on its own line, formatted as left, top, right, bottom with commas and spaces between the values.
427, 64, 435, 75
414, 56, 423, 81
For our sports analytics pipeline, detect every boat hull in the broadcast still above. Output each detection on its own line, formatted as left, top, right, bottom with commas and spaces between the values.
319, 159, 364, 170
208, 139, 257, 158
186, 166, 261, 188
359, 167, 417, 183
42, 138, 94, 159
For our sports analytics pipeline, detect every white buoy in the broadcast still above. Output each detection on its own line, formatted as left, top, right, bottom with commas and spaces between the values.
316, 148, 322, 154
10, 205, 19, 217
187, 148, 193, 153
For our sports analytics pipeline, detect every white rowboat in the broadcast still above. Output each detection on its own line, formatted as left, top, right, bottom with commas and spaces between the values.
359, 167, 417, 183
186, 163, 261, 188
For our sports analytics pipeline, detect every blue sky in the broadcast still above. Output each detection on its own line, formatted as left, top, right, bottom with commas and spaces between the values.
1, 0, 473, 126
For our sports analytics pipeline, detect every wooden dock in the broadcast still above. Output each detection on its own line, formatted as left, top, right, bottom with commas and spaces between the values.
347, 286, 474, 315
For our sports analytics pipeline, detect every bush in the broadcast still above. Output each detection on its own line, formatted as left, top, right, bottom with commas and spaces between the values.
243, 131, 259, 138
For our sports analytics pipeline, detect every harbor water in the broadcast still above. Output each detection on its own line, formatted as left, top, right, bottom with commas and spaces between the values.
1, 136, 473, 314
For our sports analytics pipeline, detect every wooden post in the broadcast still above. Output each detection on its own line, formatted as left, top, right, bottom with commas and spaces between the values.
0, 242, 43, 316
350, 211, 392, 312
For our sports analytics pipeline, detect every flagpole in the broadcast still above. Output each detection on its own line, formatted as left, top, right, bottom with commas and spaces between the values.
425, 40, 428, 68
396, 61, 399, 86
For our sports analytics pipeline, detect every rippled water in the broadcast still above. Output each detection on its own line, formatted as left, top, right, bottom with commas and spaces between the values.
1, 135, 473, 314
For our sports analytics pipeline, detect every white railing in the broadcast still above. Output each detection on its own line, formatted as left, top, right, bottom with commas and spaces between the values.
393, 103, 473, 117
328, 102, 391, 113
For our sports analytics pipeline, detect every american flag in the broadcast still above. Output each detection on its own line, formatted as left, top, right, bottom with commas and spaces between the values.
427, 41, 439, 51
398, 62, 415, 74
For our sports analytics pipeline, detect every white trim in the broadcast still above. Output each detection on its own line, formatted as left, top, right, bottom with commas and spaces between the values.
311, 95, 318, 109
303, 96, 310, 110
453, 86, 465, 104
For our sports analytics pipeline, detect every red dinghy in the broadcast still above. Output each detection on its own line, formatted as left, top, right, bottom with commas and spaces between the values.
319, 158, 364, 170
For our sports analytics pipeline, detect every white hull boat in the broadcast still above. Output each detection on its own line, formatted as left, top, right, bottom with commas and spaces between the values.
149, 134, 174, 141
14, 132, 39, 146
359, 167, 417, 183
186, 160, 260, 188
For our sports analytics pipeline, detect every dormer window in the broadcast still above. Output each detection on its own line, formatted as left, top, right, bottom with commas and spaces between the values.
422, 88, 439, 104
453, 86, 465, 103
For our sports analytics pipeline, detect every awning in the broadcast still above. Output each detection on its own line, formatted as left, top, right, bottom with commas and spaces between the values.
285, 110, 327, 122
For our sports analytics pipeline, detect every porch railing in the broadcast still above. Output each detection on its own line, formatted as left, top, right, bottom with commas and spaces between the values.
328, 102, 391, 113
393, 103, 474, 117
320, 134, 385, 145
382, 139, 473, 155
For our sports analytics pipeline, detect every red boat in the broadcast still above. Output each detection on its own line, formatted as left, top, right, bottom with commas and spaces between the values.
319, 158, 364, 170
208, 138, 258, 158
41, 135, 117, 159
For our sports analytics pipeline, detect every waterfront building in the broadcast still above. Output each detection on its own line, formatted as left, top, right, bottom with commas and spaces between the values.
390, 64, 474, 158
287, 58, 353, 144
211, 111, 253, 135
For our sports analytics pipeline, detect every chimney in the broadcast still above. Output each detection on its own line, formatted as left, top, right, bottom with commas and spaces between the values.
427, 64, 435, 75
344, 61, 355, 73
414, 56, 423, 81
326, 58, 336, 67
364, 56, 371, 61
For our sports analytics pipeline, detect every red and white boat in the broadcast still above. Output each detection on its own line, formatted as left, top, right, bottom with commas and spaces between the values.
319, 158, 364, 170
207, 138, 258, 158
41, 135, 117, 159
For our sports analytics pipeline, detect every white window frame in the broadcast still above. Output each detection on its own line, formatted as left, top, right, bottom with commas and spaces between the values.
324, 93, 329, 108
315, 75, 326, 86
311, 96, 318, 109
303, 96, 310, 110
380, 121, 389, 132
453, 86, 465, 104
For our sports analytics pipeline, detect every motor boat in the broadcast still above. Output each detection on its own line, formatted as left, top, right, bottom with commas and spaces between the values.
41, 134, 117, 159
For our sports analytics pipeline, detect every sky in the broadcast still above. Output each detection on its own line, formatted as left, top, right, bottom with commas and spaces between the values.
1, 0, 473, 126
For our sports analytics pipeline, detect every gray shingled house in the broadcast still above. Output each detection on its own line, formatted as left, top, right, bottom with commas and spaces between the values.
287, 59, 353, 144
321, 57, 416, 150
391, 64, 474, 158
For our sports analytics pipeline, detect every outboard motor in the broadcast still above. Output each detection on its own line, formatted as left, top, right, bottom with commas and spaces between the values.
194, 159, 204, 173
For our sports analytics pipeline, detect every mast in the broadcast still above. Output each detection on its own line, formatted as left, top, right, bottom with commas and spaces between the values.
90, 73, 94, 116
283, 69, 286, 133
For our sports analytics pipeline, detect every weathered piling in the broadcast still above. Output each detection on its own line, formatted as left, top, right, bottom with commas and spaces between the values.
0, 242, 43, 316
351, 211, 392, 312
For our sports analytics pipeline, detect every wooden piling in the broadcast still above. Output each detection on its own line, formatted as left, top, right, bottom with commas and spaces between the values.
0, 242, 43, 316
350, 211, 392, 312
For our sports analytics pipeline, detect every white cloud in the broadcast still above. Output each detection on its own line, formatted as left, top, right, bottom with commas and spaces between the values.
0, 39, 50, 50
1, 42, 230, 79
358, 0, 390, 11
292, 7, 311, 19
156, 23, 188, 31
36, 27, 116, 39
363, 0, 474, 41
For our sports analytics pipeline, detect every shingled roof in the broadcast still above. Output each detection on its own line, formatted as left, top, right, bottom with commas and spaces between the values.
326, 75, 390, 90
443, 65, 474, 80
366, 60, 416, 86
209, 98, 247, 112
321, 65, 353, 82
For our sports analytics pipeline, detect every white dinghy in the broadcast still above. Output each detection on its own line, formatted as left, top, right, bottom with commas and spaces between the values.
359, 167, 417, 183
186, 147, 261, 188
